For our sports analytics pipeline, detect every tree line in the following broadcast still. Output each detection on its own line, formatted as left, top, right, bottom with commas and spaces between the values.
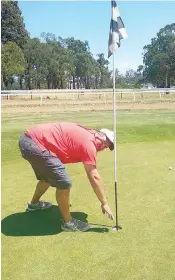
1, 1, 175, 90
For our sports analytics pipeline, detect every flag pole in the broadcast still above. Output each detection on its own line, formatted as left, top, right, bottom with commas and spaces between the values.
108, 0, 127, 231
112, 52, 122, 231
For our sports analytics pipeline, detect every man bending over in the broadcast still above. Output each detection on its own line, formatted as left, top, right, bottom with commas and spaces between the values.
19, 122, 114, 232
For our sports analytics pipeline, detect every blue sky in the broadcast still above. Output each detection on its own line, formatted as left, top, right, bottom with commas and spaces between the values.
18, 1, 175, 74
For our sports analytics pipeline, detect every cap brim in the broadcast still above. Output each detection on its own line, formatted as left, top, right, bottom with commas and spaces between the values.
106, 137, 114, 151
109, 143, 114, 151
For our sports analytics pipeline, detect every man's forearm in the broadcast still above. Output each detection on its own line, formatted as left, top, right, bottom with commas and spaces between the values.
87, 173, 107, 205
83, 164, 114, 220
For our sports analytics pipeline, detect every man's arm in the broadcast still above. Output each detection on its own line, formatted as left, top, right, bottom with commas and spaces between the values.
83, 163, 114, 220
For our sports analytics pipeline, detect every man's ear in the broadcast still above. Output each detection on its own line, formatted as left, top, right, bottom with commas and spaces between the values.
95, 132, 106, 143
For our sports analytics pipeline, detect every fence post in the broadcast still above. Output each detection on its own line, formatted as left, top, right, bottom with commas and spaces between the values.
103, 92, 107, 105
159, 91, 162, 99
40, 95, 43, 106
132, 90, 136, 103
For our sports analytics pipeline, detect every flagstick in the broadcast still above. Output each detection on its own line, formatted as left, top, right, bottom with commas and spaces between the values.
112, 52, 122, 231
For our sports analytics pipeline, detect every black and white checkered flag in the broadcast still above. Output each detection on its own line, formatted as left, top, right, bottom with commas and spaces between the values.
108, 1, 127, 58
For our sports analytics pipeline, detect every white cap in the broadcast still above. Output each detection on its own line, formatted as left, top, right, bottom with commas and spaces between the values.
100, 128, 114, 151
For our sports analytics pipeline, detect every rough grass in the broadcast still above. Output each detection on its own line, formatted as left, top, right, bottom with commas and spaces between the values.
1, 110, 175, 280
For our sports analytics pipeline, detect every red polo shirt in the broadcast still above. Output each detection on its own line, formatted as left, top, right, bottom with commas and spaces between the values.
25, 122, 97, 165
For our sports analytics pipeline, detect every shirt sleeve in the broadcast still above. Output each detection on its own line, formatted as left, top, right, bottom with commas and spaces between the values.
81, 142, 97, 166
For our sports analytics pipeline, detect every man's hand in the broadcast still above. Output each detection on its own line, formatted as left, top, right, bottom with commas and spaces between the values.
101, 203, 114, 220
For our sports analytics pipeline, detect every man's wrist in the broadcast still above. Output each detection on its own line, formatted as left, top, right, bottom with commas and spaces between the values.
101, 200, 108, 206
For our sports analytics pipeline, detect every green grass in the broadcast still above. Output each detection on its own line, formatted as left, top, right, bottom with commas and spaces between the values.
2, 110, 175, 280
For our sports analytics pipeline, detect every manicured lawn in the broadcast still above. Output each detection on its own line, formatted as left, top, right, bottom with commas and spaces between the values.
1, 110, 175, 280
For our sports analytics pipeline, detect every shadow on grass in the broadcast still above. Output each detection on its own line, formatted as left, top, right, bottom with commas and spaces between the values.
1, 205, 109, 236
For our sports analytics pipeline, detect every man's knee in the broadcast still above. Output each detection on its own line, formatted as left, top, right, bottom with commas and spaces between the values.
56, 179, 72, 189
49, 178, 72, 189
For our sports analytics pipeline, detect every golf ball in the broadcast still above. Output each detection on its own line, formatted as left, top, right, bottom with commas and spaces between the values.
169, 167, 172, 170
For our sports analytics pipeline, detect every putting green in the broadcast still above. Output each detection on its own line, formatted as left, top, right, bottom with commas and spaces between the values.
2, 110, 175, 280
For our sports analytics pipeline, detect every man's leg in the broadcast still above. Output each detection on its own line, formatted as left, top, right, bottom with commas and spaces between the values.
30, 180, 50, 204
56, 188, 91, 232
56, 188, 71, 223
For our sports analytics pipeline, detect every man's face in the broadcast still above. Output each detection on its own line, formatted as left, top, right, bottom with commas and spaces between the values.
96, 135, 111, 152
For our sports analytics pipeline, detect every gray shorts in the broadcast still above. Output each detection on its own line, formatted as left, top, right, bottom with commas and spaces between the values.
19, 134, 72, 189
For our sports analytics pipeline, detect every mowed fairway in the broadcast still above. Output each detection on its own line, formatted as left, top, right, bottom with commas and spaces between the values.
1, 109, 175, 280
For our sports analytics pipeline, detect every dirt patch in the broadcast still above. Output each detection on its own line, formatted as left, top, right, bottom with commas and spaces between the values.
1, 99, 175, 117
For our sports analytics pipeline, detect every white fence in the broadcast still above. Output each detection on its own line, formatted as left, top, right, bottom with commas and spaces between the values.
1, 88, 175, 106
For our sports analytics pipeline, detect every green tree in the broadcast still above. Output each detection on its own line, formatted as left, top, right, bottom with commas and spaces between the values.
96, 53, 112, 88
75, 52, 99, 89
1, 42, 25, 89
143, 23, 175, 87
137, 65, 144, 79
1, 1, 29, 48
24, 38, 43, 89
64, 37, 94, 89
41, 33, 75, 89
115, 69, 127, 88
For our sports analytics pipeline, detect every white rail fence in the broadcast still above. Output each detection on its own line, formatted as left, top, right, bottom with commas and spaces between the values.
1, 88, 175, 106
